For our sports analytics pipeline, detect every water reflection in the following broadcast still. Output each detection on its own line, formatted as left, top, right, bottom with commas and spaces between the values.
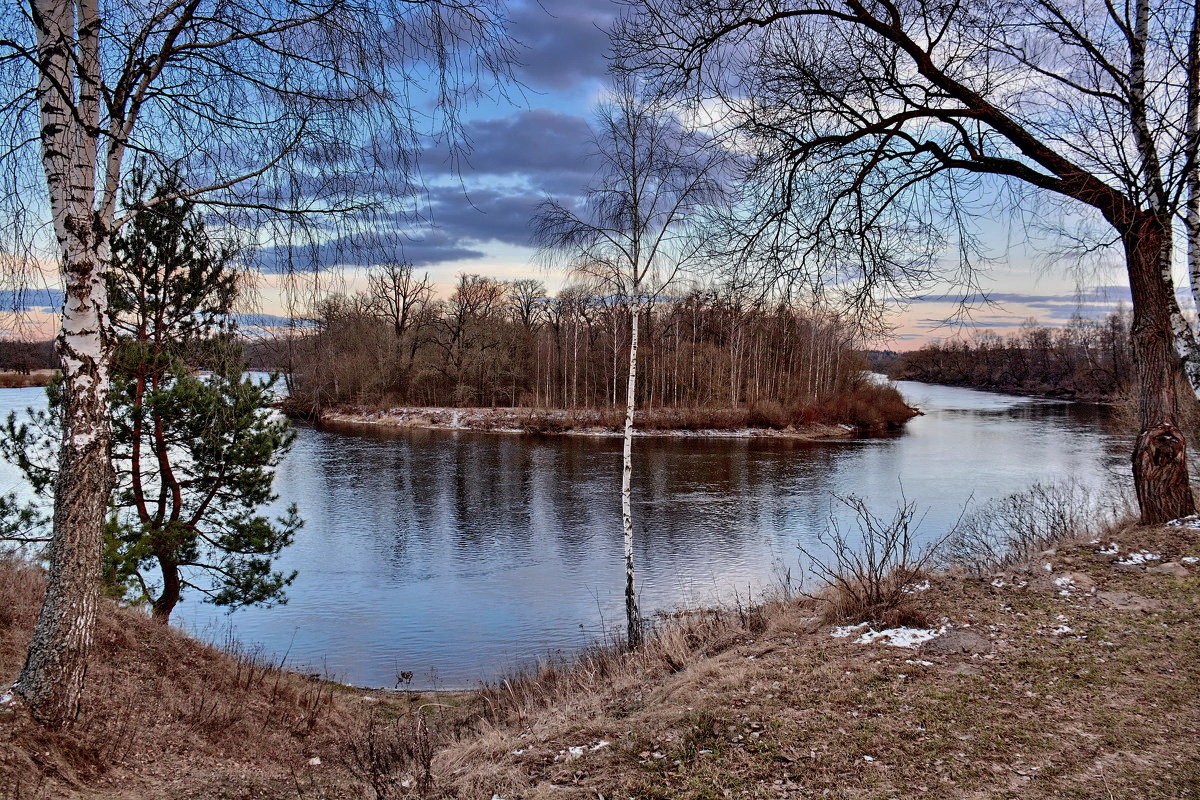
0, 380, 1125, 689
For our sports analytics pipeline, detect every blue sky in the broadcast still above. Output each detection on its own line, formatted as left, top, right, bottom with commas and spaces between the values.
1, 0, 1138, 348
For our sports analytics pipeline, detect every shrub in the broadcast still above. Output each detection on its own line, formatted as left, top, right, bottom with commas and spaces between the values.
945, 481, 1120, 577
799, 496, 942, 628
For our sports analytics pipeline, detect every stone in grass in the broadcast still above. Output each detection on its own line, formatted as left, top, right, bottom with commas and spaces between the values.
920, 629, 993, 656
1146, 561, 1191, 578
1094, 590, 1161, 613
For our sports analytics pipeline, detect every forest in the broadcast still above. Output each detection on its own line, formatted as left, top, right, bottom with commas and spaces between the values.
889, 312, 1133, 402
282, 264, 915, 431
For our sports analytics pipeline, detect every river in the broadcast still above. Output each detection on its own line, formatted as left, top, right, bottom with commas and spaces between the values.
0, 380, 1126, 689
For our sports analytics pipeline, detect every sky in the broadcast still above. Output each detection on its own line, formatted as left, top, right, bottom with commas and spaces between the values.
0, 0, 1139, 350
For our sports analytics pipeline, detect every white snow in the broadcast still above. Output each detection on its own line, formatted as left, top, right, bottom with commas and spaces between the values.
557, 741, 610, 761
854, 626, 946, 648
1167, 515, 1200, 530
830, 623, 868, 638
1053, 575, 1076, 596
904, 659, 934, 666
1116, 551, 1161, 566
1043, 562, 1053, 572
903, 580, 931, 594
1050, 625, 1073, 635
1182, 557, 1199, 564
1098, 542, 1120, 555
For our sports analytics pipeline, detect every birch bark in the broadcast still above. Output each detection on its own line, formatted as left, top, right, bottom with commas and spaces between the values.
622, 301, 641, 647
15, 0, 115, 726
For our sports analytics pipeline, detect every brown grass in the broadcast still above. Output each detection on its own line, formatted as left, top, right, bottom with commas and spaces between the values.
0, 554, 367, 798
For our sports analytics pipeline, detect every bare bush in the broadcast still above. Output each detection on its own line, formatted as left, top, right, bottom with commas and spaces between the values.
799, 497, 943, 628
945, 481, 1118, 577
344, 711, 439, 799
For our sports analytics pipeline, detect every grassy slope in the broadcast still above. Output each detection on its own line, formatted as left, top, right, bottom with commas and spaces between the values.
2, 519, 1198, 799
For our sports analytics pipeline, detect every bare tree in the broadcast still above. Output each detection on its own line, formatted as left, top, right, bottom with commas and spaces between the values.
616, 0, 1200, 523
534, 77, 725, 646
367, 261, 435, 395
0, 0, 513, 725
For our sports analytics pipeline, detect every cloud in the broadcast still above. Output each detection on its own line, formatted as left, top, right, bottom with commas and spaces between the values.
255, 230, 486, 274
425, 108, 595, 195
902, 285, 1131, 307
509, 0, 617, 90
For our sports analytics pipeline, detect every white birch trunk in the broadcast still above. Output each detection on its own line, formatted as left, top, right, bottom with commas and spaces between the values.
14, 0, 115, 726
622, 301, 641, 647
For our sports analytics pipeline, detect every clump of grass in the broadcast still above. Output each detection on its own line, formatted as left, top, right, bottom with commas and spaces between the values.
799, 496, 942, 628
472, 598, 803, 728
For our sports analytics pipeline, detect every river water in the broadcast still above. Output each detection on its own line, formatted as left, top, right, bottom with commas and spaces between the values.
0, 380, 1126, 689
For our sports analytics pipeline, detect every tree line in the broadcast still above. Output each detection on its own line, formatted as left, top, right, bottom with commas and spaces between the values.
889, 313, 1134, 402
287, 264, 907, 428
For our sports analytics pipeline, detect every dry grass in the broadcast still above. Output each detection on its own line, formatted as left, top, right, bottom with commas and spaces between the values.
0, 554, 366, 799
4, 507, 1199, 799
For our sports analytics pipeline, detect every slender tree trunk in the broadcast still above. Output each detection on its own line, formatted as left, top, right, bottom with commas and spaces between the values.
622, 302, 641, 648
15, 0, 114, 727
1125, 216, 1196, 524
151, 558, 181, 623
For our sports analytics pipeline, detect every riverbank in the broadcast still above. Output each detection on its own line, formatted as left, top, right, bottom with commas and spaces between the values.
299, 382, 920, 440
314, 405, 867, 440
0, 370, 55, 389
885, 373, 1116, 404
2, 512, 1197, 798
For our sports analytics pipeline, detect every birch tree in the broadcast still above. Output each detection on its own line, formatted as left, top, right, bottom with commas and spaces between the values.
616, 0, 1200, 524
0, 0, 512, 725
534, 78, 724, 646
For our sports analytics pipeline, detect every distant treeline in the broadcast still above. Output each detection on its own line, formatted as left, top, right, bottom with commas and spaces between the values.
888, 312, 1132, 401
283, 265, 915, 429
0, 339, 56, 373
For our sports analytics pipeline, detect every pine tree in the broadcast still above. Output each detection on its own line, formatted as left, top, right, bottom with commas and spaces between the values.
3, 170, 301, 622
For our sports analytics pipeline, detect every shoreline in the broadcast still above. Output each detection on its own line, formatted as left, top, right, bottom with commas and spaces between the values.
0, 369, 55, 389
888, 375, 1115, 405
306, 404, 887, 441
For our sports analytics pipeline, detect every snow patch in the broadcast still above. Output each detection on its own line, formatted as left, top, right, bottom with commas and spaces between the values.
1167, 514, 1200, 530
854, 626, 947, 648
1182, 557, 1199, 564
902, 579, 930, 594
1116, 551, 1161, 566
830, 623, 868, 638
1097, 542, 1119, 555
556, 741, 610, 761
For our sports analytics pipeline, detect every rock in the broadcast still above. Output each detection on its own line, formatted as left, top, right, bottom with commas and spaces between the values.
1147, 562, 1190, 577
1095, 590, 1161, 613
1064, 572, 1097, 592
920, 629, 993, 656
